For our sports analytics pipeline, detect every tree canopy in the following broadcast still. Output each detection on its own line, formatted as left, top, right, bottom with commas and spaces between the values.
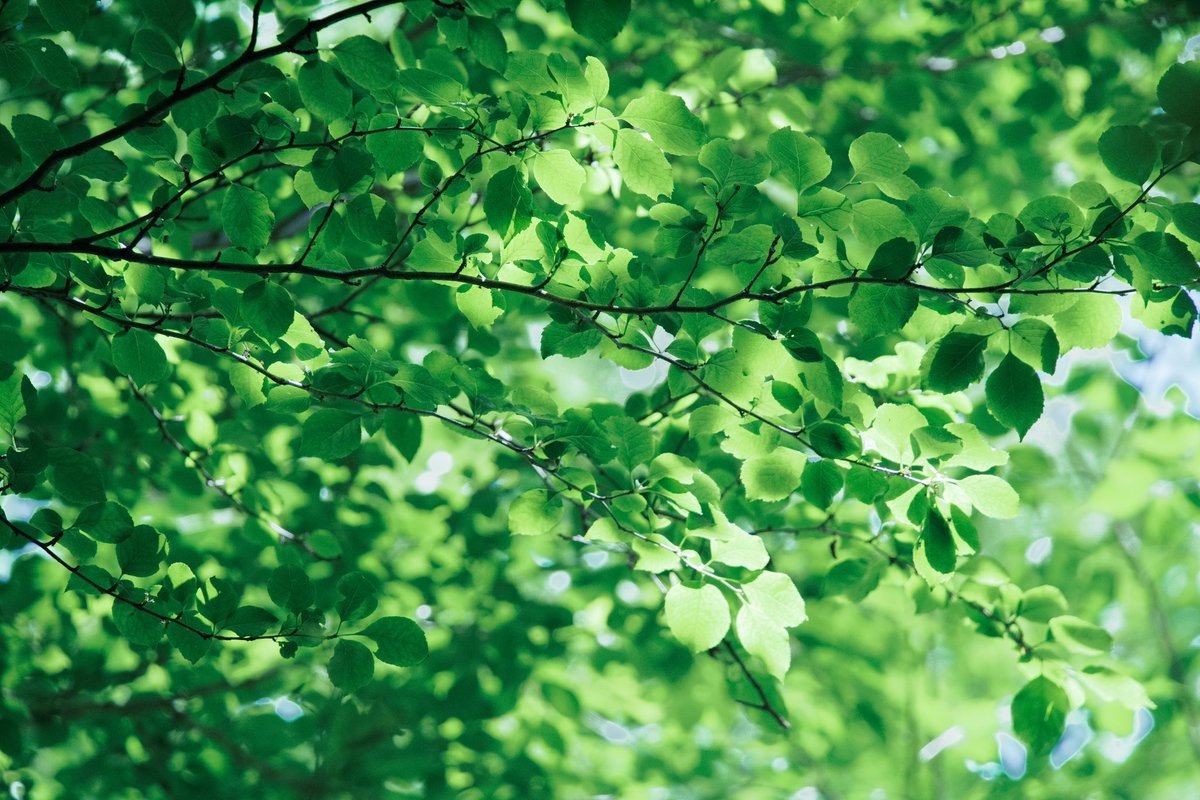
1, 0, 1199, 797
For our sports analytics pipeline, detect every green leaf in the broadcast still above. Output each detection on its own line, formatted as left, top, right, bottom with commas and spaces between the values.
604, 416, 654, 470
365, 122, 424, 176
743, 571, 807, 627
1097, 125, 1156, 185
116, 525, 160, 577
565, 0, 630, 41
541, 321, 601, 358
620, 91, 707, 156
848, 132, 908, 181
958, 474, 1019, 519
849, 284, 918, 338
508, 489, 563, 535
336, 572, 379, 623
986, 353, 1043, 440
865, 237, 917, 280
1018, 195, 1083, 242
800, 460, 842, 509
484, 166, 533, 239
241, 280, 294, 341
0, 371, 26, 443
221, 185, 274, 254
38, 0, 88, 32
1172, 202, 1200, 244
808, 0, 860, 17
931, 226, 990, 267
699, 139, 769, 189
768, 127, 832, 203
1009, 319, 1059, 373
298, 60, 353, 121
1049, 615, 1113, 655
112, 601, 164, 647
1132, 232, 1199, 285
926, 332, 987, 393
397, 68, 465, 106
328, 639, 375, 691
131, 28, 178, 72
111, 330, 170, 386
299, 409, 363, 460
364, 616, 428, 667
917, 508, 956, 575
267, 564, 313, 614
1012, 676, 1069, 756
710, 531, 769, 570
1157, 62, 1200, 126
1052, 294, 1121, 351
383, 411, 422, 462
735, 605, 790, 681
333, 35, 398, 91
664, 583, 730, 653
741, 452, 803, 502
807, 422, 861, 459
532, 149, 586, 206
614, 129, 673, 198
167, 617, 213, 664
74, 501, 133, 544
1019, 585, 1068, 623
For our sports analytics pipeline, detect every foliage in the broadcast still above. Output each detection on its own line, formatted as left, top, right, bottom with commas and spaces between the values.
1, 0, 1199, 797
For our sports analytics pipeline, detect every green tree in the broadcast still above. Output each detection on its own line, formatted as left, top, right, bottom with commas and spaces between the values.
1, 0, 1199, 797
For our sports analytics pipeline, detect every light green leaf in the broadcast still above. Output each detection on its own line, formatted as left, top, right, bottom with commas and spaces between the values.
532, 149, 586, 205
768, 127, 831, 202
741, 452, 803, 502
958, 474, 1019, 519
849, 132, 908, 181
397, 68, 465, 106
1050, 615, 1113, 655
614, 129, 673, 198
508, 489, 563, 535
620, 91, 706, 156
1019, 585, 1068, 623
743, 571, 807, 627
1010, 319, 1059, 373
711, 531, 769, 570
736, 605, 790, 681
664, 583, 730, 653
